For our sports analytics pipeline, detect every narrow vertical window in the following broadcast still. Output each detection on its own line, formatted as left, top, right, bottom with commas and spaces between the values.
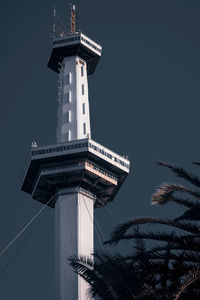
67, 73, 72, 84
66, 131, 71, 141
81, 66, 84, 77
83, 123, 86, 135
82, 103, 85, 114
66, 111, 71, 123
66, 91, 71, 103
82, 84, 85, 95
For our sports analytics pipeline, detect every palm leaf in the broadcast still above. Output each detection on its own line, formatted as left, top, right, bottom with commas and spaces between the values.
105, 230, 196, 246
174, 267, 200, 300
152, 193, 197, 208
152, 183, 200, 207
157, 161, 200, 188
105, 218, 200, 244
69, 255, 115, 299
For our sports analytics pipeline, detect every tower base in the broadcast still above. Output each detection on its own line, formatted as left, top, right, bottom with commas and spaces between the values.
55, 187, 94, 300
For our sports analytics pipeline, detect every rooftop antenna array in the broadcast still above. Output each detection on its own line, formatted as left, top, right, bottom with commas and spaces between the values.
52, 2, 78, 38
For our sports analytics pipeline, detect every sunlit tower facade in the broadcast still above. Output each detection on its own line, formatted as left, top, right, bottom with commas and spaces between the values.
21, 4, 130, 300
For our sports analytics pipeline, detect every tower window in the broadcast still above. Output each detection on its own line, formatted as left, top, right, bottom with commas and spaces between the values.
81, 84, 85, 95
83, 123, 86, 135
66, 111, 71, 123
66, 131, 71, 141
82, 103, 85, 114
67, 73, 72, 84
81, 66, 84, 77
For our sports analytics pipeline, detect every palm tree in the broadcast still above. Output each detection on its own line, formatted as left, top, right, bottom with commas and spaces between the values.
70, 161, 200, 299
69, 239, 156, 299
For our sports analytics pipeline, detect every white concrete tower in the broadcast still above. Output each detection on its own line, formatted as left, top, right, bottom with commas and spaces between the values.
51, 7, 102, 297
21, 4, 130, 300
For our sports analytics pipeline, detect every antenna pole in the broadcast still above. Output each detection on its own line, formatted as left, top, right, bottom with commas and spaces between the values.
53, 5, 56, 38
71, 3, 76, 33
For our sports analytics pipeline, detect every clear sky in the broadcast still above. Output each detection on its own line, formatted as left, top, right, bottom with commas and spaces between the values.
0, 0, 200, 299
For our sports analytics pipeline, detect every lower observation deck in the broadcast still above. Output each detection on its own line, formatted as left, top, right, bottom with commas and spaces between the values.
21, 138, 130, 208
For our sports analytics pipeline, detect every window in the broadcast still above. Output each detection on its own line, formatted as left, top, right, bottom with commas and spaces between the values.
67, 73, 72, 84
66, 91, 71, 103
66, 111, 71, 123
83, 123, 86, 135
82, 103, 85, 114
66, 131, 71, 141
81, 66, 84, 77
81, 84, 84, 95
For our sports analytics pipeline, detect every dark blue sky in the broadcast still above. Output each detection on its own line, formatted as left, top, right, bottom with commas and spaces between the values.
0, 0, 200, 299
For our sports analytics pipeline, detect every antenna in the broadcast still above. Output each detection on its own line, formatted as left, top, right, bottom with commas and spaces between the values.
71, 3, 76, 33
52, 4, 67, 38
52, 4, 56, 38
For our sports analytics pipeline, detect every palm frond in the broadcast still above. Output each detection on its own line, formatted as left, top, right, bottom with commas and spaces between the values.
152, 183, 200, 207
175, 206, 200, 221
168, 251, 200, 264
152, 193, 197, 208
147, 240, 200, 255
105, 218, 200, 244
69, 255, 115, 299
92, 252, 137, 299
174, 267, 200, 300
157, 161, 200, 188
105, 230, 195, 245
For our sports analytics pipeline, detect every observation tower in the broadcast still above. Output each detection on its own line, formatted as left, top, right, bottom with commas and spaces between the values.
21, 4, 130, 300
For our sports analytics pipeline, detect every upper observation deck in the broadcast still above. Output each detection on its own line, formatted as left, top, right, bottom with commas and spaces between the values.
47, 32, 102, 74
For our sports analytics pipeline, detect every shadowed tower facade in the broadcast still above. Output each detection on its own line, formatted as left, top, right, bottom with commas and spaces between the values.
21, 4, 130, 300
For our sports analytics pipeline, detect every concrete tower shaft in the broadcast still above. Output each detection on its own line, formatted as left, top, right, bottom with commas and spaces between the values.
55, 188, 94, 300
57, 56, 91, 143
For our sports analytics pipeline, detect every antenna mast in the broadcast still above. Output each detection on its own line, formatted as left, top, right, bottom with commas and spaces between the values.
71, 3, 76, 33
53, 5, 56, 38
